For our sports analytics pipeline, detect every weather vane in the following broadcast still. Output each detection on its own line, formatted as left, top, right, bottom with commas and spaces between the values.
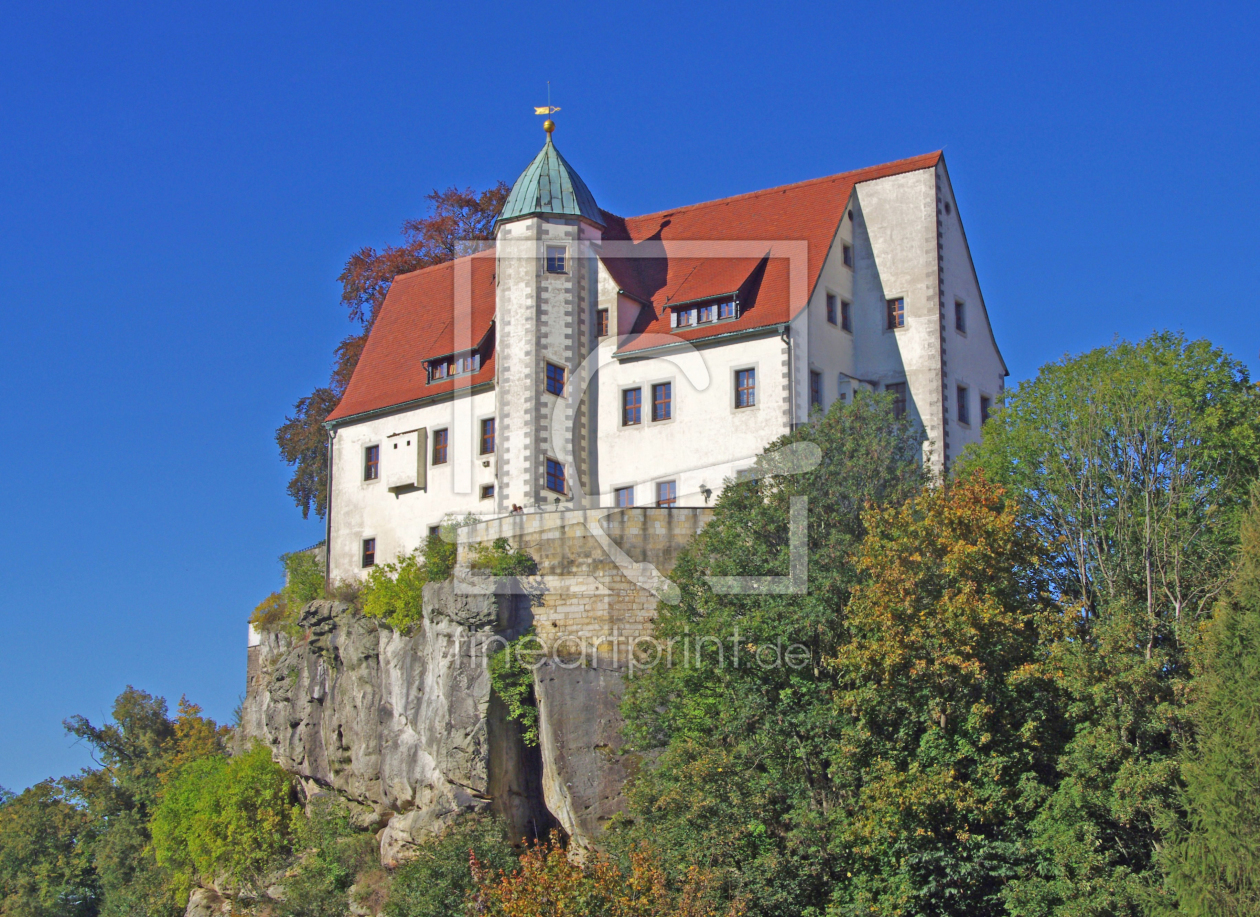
534, 81, 560, 136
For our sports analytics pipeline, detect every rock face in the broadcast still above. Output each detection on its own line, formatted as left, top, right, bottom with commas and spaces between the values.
239, 585, 552, 864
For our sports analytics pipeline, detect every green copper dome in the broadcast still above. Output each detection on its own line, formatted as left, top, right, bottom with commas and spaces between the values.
498, 136, 604, 229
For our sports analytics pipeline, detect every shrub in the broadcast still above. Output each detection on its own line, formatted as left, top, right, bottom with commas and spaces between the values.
283, 549, 327, 607
361, 523, 472, 631
468, 537, 538, 577
150, 744, 300, 903
276, 796, 377, 917
488, 629, 543, 746
383, 816, 518, 917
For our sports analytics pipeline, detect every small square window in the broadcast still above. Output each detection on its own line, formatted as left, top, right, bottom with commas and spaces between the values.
957, 385, 971, 426
718, 300, 737, 319
428, 525, 441, 539
364, 444, 380, 481
980, 394, 992, 425
955, 300, 967, 334
886, 298, 906, 330
675, 308, 694, 327
841, 299, 852, 332
545, 362, 565, 396
480, 418, 495, 455
699, 303, 716, 323
546, 458, 566, 494
810, 370, 822, 409
843, 243, 854, 268
886, 382, 908, 419
651, 382, 672, 421
480, 483, 495, 500
361, 538, 376, 568
826, 292, 838, 325
614, 485, 634, 507
623, 387, 642, 426
432, 429, 449, 465
546, 246, 566, 273
656, 480, 677, 507
736, 368, 756, 408
596, 308, 609, 337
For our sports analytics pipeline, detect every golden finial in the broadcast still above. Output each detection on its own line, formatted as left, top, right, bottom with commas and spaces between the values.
535, 81, 559, 139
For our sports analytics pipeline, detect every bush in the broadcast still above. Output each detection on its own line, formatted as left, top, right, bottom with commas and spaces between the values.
250, 548, 329, 634
488, 629, 543, 746
150, 744, 300, 903
277, 796, 377, 917
383, 816, 518, 917
360, 524, 466, 631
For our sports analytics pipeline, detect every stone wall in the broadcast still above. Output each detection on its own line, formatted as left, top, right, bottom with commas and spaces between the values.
455, 506, 712, 650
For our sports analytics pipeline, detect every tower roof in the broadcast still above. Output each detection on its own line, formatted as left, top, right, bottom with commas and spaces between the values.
498, 134, 604, 229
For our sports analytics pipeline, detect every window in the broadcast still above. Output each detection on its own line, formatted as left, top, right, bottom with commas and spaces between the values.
651, 382, 672, 421
980, 394, 992, 425
675, 308, 694, 327
480, 418, 495, 455
614, 486, 634, 507
718, 300, 737, 319
546, 246, 566, 273
622, 387, 643, 426
810, 370, 822, 409
361, 538, 376, 568
886, 382, 908, 419
656, 480, 677, 507
546, 458, 566, 494
955, 300, 967, 334
886, 297, 905, 329
432, 429, 449, 464
843, 243, 854, 268
429, 525, 441, 538
545, 362, 565, 396
841, 299, 852, 332
596, 308, 609, 337
480, 483, 495, 500
699, 303, 716, 323
364, 445, 379, 481
427, 350, 481, 382
826, 292, 838, 325
736, 368, 756, 408
957, 385, 970, 426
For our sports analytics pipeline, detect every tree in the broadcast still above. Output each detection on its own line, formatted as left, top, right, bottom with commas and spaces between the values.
277, 183, 508, 519
617, 393, 926, 917
383, 815, 518, 917
1163, 482, 1260, 915
0, 780, 98, 917
960, 333, 1260, 915
825, 473, 1064, 917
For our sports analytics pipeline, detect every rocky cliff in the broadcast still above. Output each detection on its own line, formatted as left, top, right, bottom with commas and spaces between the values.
239, 581, 639, 863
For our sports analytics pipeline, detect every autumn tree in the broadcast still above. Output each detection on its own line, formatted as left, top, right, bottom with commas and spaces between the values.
276, 183, 508, 519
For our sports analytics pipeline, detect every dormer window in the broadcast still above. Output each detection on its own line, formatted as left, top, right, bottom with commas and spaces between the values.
671, 298, 737, 329
426, 350, 481, 383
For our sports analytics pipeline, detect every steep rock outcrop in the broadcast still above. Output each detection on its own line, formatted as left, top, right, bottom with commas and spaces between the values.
239, 585, 551, 864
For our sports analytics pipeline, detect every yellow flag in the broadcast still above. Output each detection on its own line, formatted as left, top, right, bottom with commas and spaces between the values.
534, 106, 560, 115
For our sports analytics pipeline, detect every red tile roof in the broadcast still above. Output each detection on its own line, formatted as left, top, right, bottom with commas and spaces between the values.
327, 152, 942, 423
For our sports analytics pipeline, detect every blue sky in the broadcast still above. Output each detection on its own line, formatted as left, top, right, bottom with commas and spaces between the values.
1, 1, 1257, 791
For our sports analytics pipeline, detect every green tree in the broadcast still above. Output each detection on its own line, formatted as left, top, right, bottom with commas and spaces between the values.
617, 393, 926, 917
0, 780, 98, 917
276, 795, 377, 917
383, 816, 518, 917
960, 332, 1260, 915
277, 184, 508, 519
1162, 482, 1260, 914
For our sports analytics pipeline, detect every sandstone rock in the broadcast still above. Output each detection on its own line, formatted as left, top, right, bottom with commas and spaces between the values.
184, 887, 230, 917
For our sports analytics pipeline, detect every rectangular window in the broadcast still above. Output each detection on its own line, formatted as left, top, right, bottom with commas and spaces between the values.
361, 538, 376, 568
955, 300, 967, 334
699, 304, 715, 323
886, 382, 908, 419
622, 387, 643, 426
843, 243, 854, 268
651, 382, 672, 421
546, 246, 566, 273
546, 362, 565, 396
364, 444, 380, 481
614, 486, 634, 507
480, 418, 496, 455
826, 292, 838, 325
810, 370, 822, 408
656, 480, 677, 507
432, 428, 449, 464
957, 385, 971, 425
841, 299, 852, 332
675, 308, 694, 327
428, 525, 441, 539
886, 297, 906, 329
980, 394, 992, 425
480, 483, 495, 500
546, 458, 566, 494
718, 300, 736, 319
736, 368, 756, 408
596, 308, 609, 337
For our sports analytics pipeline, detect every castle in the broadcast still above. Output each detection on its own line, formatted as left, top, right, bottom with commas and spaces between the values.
321, 121, 1006, 582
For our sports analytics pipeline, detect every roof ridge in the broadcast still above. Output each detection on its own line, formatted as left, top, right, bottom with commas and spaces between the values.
620, 151, 942, 224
